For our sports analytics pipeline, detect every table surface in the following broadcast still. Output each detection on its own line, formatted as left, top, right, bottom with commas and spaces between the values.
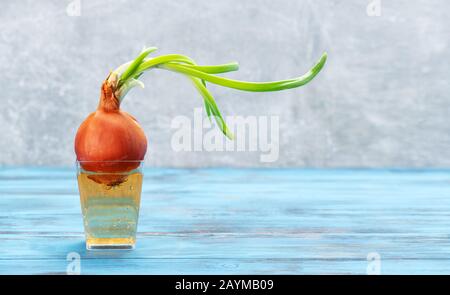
1, 167, 449, 275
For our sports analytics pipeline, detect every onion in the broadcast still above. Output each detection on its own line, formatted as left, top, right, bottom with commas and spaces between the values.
74, 47, 327, 185
75, 80, 147, 185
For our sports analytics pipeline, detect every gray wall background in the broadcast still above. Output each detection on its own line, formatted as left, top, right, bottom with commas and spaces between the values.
0, 0, 449, 168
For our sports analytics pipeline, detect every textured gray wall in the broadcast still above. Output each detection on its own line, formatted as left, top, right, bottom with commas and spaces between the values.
1, 0, 449, 167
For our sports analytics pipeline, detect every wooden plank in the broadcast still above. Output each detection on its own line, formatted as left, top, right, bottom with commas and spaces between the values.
2, 232, 450, 260
3, 258, 450, 275
0, 168, 450, 274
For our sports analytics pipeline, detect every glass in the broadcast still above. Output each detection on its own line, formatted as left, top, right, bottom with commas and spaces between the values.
76, 161, 143, 250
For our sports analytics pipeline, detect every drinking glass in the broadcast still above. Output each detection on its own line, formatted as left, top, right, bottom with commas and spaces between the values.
76, 161, 143, 250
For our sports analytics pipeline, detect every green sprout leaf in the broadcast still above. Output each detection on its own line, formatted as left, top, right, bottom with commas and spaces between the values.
158, 53, 327, 92
112, 47, 327, 139
118, 47, 158, 88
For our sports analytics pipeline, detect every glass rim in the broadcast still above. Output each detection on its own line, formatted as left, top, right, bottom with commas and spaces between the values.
76, 160, 144, 175
76, 160, 145, 163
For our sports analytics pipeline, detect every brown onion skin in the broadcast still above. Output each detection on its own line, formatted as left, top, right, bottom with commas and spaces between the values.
75, 81, 147, 175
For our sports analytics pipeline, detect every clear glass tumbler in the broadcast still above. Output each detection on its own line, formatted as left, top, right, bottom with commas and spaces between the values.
76, 161, 143, 250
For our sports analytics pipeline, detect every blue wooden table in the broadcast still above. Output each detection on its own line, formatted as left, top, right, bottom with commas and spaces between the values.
1, 167, 449, 274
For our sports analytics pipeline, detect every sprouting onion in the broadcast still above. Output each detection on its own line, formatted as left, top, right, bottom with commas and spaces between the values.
75, 46, 327, 182
108, 47, 327, 140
